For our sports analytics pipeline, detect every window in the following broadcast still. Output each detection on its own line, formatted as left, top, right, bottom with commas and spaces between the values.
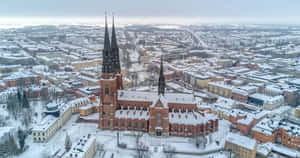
115, 121, 119, 127
33, 132, 36, 136
135, 122, 138, 128
180, 127, 183, 132
157, 113, 161, 127
107, 120, 110, 127
174, 126, 177, 132
129, 120, 131, 128
188, 127, 191, 133
122, 121, 125, 127
105, 84, 109, 95
142, 122, 145, 128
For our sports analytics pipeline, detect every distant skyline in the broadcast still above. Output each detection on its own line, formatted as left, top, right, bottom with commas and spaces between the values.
1, 0, 300, 25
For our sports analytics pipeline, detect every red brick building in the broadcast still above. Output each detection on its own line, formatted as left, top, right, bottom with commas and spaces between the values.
3, 72, 41, 88
232, 88, 248, 103
25, 86, 48, 98
95, 16, 218, 137
252, 118, 300, 150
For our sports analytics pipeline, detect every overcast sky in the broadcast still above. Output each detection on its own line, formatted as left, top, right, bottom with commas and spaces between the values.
1, 0, 300, 24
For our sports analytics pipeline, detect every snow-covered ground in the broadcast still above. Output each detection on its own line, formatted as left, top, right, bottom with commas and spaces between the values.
15, 115, 231, 158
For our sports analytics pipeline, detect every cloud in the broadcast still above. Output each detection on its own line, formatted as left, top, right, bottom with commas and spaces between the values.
0, 0, 300, 23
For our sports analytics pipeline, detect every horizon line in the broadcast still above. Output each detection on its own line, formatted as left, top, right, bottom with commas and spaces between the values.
1, 16, 300, 28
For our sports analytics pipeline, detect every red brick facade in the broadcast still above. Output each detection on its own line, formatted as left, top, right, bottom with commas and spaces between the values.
252, 122, 300, 150
4, 76, 41, 87
232, 92, 248, 103
98, 72, 218, 137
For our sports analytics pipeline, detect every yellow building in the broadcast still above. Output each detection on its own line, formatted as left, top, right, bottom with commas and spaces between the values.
64, 135, 96, 158
295, 106, 300, 117
32, 104, 72, 143
225, 132, 257, 158
79, 103, 98, 116
196, 76, 211, 89
68, 97, 91, 113
71, 59, 101, 71
208, 82, 233, 98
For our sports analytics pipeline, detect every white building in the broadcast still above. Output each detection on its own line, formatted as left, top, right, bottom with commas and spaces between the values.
64, 135, 96, 158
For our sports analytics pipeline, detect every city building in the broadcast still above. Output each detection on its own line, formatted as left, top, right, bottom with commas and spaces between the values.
248, 93, 284, 110
32, 103, 72, 143
64, 134, 96, 158
3, 71, 41, 87
208, 82, 233, 98
252, 117, 300, 150
225, 132, 257, 158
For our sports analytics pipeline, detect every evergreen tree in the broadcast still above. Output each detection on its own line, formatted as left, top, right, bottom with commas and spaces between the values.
18, 129, 26, 150
17, 89, 22, 104
22, 92, 30, 108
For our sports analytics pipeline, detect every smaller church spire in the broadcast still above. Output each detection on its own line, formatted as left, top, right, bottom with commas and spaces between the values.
158, 54, 165, 96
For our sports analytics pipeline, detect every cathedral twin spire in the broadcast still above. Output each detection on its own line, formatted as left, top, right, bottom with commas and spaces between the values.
102, 13, 121, 74
158, 54, 166, 96
102, 13, 165, 95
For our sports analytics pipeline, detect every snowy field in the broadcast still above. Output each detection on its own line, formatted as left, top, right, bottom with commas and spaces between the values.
15, 114, 231, 158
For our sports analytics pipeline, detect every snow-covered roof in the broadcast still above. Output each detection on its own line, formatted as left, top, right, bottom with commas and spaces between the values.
115, 110, 149, 120
64, 135, 96, 158
67, 97, 90, 108
169, 111, 217, 125
252, 117, 278, 136
226, 132, 256, 150
249, 93, 284, 104
151, 95, 168, 109
33, 104, 71, 131
117, 90, 196, 105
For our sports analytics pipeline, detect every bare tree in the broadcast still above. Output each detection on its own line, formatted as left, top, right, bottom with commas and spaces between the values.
164, 145, 176, 158
135, 142, 150, 158
194, 135, 207, 149
134, 132, 149, 158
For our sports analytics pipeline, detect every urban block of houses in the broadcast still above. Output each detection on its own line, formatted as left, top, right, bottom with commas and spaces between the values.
252, 116, 300, 150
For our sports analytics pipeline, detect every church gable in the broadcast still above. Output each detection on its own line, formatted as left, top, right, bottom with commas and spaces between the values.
151, 95, 168, 109
154, 100, 164, 108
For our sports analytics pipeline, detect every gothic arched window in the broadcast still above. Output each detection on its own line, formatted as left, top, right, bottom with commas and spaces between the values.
157, 113, 161, 127
105, 84, 109, 96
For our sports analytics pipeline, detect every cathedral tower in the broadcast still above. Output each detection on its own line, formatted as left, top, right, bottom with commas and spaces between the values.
99, 13, 120, 129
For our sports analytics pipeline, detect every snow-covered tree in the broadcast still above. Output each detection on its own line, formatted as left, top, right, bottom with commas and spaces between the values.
18, 129, 27, 151
5, 135, 18, 156
65, 133, 72, 152
164, 145, 176, 158
22, 92, 30, 109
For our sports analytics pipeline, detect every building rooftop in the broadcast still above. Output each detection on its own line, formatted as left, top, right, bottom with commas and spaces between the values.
65, 134, 96, 158
226, 132, 256, 150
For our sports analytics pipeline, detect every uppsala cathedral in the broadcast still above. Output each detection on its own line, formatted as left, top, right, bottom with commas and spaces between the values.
97, 15, 218, 137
